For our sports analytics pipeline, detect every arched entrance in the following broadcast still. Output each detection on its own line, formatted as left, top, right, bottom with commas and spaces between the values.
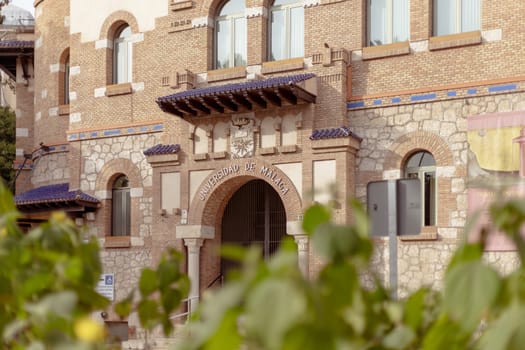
221, 179, 287, 274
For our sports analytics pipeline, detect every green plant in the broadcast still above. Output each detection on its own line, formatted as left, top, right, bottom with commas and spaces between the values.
0, 183, 188, 349
177, 199, 525, 350
3, 178, 525, 349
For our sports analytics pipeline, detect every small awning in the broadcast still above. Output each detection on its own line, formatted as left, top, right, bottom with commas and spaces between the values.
15, 183, 100, 213
0, 40, 33, 79
157, 73, 317, 118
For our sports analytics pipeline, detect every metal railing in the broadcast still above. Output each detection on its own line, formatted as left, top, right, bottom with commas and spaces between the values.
169, 274, 224, 322
206, 273, 223, 289
169, 296, 199, 323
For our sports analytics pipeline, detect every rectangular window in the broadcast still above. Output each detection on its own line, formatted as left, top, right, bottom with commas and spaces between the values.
269, 3, 304, 61
368, 0, 409, 46
433, 0, 480, 36
270, 9, 286, 61
63, 58, 70, 105
233, 17, 247, 67
216, 19, 231, 69
112, 189, 130, 236
407, 170, 436, 226
114, 40, 132, 83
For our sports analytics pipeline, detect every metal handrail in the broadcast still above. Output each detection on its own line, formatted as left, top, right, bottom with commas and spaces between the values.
169, 275, 223, 322
169, 296, 199, 322
206, 273, 223, 289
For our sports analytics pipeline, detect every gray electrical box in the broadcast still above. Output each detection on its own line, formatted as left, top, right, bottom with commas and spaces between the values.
396, 179, 422, 235
367, 179, 421, 237
367, 180, 395, 237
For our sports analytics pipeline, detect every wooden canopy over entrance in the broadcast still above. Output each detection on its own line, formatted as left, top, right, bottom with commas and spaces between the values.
157, 73, 317, 118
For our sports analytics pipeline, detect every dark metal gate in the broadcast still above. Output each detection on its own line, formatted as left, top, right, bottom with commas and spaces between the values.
221, 179, 286, 274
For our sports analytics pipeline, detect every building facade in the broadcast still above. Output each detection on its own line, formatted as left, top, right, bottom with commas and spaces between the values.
7, 0, 525, 344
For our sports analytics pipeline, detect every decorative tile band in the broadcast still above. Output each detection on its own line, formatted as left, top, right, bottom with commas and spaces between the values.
348, 81, 521, 110
67, 123, 163, 142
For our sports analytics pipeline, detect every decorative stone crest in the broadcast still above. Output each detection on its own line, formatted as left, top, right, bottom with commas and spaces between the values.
230, 113, 255, 158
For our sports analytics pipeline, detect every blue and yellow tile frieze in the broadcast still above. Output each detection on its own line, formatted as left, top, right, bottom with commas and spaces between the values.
347, 81, 523, 110
67, 122, 164, 142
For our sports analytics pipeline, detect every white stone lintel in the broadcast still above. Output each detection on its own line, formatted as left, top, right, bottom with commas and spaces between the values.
95, 190, 110, 200
16, 128, 28, 137
94, 87, 106, 98
482, 29, 502, 42
95, 39, 112, 49
132, 82, 145, 92
286, 220, 305, 236
70, 112, 81, 123
192, 17, 213, 28
48, 107, 59, 117
50, 63, 60, 73
130, 187, 143, 198
303, 0, 320, 7
70, 66, 81, 76
409, 40, 428, 53
245, 7, 267, 18
351, 50, 363, 61
176, 225, 215, 239
383, 169, 401, 180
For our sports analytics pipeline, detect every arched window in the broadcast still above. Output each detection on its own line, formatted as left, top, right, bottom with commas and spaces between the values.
269, 0, 304, 61
405, 151, 437, 226
215, 0, 246, 69
58, 49, 70, 105
112, 175, 130, 236
113, 25, 132, 84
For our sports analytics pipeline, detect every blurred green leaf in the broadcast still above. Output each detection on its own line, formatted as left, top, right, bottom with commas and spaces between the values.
138, 299, 160, 330
444, 261, 501, 331
139, 268, 158, 297
244, 279, 307, 349
302, 204, 331, 235
382, 324, 415, 350
114, 292, 134, 319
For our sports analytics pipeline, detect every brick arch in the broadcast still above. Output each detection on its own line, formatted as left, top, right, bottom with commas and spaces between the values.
95, 158, 143, 192
187, 161, 302, 226
99, 11, 140, 40
384, 131, 454, 171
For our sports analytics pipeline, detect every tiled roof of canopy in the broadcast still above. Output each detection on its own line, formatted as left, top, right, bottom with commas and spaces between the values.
143, 144, 181, 156
310, 126, 363, 141
157, 73, 317, 118
0, 40, 33, 49
15, 183, 100, 210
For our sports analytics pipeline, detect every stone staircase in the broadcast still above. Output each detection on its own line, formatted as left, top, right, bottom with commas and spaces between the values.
121, 324, 191, 350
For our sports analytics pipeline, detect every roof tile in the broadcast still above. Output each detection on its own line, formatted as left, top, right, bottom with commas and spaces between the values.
157, 73, 315, 102
0, 40, 34, 49
143, 144, 181, 156
310, 126, 362, 141
15, 183, 99, 205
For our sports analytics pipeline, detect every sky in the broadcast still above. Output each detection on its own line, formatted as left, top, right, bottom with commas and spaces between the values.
10, 0, 34, 16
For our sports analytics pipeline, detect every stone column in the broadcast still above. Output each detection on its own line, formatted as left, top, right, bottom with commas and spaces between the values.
294, 235, 310, 277
287, 220, 309, 277
184, 238, 203, 313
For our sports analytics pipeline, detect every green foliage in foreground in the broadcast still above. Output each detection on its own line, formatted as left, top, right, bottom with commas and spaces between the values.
0, 106, 15, 187
0, 184, 187, 349
178, 199, 525, 350
2, 179, 525, 349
